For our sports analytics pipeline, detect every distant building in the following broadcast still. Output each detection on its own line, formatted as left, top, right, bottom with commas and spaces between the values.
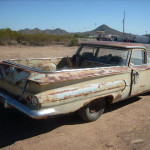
117, 35, 150, 44
133, 35, 150, 43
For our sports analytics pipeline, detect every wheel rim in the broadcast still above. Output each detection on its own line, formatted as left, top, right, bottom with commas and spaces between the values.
89, 100, 102, 114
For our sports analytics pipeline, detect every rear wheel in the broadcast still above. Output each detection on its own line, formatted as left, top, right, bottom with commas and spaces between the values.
78, 99, 105, 122
96, 37, 100, 41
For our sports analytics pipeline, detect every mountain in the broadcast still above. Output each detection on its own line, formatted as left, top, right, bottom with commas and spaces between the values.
42, 28, 68, 35
19, 28, 68, 35
85, 24, 122, 36
18, 24, 123, 36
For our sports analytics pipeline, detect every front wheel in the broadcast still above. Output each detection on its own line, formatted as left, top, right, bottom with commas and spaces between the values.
78, 99, 106, 122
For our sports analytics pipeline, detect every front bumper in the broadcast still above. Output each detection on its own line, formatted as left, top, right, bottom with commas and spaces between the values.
0, 91, 57, 119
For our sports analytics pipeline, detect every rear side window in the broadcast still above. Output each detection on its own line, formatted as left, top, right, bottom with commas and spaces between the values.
79, 46, 98, 60
79, 46, 129, 66
131, 50, 145, 66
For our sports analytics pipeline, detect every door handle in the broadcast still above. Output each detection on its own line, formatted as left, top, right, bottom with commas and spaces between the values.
132, 71, 139, 84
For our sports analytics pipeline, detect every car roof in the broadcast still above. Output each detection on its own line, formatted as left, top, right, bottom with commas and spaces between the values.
80, 41, 146, 49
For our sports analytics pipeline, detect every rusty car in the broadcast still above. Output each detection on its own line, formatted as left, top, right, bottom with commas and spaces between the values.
0, 41, 149, 122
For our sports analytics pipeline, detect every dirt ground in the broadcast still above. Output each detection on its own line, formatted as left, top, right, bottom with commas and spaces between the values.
0, 43, 150, 150
0, 45, 77, 61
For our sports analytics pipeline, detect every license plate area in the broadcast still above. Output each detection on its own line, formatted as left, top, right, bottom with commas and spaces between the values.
0, 95, 6, 104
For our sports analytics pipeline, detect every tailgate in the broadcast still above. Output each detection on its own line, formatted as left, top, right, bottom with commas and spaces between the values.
0, 62, 32, 100
0, 62, 31, 84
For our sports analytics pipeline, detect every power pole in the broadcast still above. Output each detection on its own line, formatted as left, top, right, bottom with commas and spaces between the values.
145, 31, 147, 35
123, 11, 125, 40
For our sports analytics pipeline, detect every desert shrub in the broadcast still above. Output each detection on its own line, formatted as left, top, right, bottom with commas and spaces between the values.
0, 28, 78, 46
73, 33, 89, 38
69, 38, 79, 46
0, 28, 19, 45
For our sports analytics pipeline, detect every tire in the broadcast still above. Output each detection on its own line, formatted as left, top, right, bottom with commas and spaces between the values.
96, 37, 100, 41
78, 99, 105, 122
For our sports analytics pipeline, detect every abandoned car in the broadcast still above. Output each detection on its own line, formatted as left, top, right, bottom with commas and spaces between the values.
0, 41, 149, 122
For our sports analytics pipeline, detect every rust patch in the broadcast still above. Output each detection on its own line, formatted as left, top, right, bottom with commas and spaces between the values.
80, 41, 145, 49
113, 93, 122, 102
140, 85, 146, 88
132, 65, 150, 70
38, 80, 124, 104
29, 66, 131, 85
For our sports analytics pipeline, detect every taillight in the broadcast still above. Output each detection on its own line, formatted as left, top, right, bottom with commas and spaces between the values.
26, 95, 39, 108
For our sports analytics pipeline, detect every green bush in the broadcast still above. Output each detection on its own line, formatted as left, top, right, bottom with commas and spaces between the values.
0, 28, 78, 46
69, 38, 79, 46
73, 33, 90, 38
0, 28, 19, 45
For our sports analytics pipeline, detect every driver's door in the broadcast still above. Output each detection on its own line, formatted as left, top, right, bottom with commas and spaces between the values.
130, 49, 150, 96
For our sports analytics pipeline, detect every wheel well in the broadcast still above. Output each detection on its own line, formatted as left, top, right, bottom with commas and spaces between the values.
104, 95, 114, 105
83, 95, 114, 108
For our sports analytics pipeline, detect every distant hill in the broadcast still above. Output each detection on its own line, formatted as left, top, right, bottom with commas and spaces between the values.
18, 24, 123, 36
19, 28, 68, 35
85, 24, 122, 36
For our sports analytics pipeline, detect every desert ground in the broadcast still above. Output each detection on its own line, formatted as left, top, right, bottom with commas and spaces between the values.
0, 43, 150, 150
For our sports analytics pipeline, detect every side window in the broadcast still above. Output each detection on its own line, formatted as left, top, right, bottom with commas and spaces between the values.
131, 50, 145, 66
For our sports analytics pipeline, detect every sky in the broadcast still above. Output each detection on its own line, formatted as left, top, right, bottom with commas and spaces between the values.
0, 0, 150, 35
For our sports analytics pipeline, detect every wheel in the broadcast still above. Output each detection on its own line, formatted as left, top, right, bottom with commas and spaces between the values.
96, 37, 100, 41
78, 99, 106, 122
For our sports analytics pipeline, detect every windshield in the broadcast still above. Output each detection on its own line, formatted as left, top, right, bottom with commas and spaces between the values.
77, 45, 129, 66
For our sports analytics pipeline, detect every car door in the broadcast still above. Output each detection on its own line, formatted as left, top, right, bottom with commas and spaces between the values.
130, 49, 150, 96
